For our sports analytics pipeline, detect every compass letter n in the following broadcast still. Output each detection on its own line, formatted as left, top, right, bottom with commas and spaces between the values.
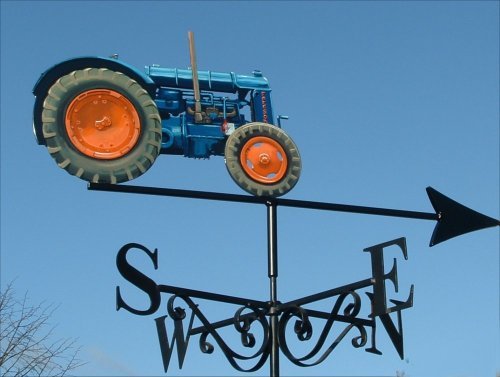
364, 237, 414, 359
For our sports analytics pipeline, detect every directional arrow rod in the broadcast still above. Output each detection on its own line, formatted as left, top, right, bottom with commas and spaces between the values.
426, 187, 499, 246
88, 183, 499, 247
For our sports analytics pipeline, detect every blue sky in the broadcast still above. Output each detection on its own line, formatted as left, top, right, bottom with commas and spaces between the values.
1, 1, 498, 376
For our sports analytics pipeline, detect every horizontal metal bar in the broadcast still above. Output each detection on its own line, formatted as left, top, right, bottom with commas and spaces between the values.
88, 183, 438, 221
277, 197, 438, 221
157, 284, 269, 309
190, 311, 259, 336
279, 278, 373, 309
189, 304, 373, 336
88, 182, 267, 205
303, 308, 373, 328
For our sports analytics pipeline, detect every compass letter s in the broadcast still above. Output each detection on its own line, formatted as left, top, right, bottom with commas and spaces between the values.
116, 243, 161, 316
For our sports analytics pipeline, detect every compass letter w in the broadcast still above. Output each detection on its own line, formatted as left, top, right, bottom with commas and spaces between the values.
155, 310, 196, 373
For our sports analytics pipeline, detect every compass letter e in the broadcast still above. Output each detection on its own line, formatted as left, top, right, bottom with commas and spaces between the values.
364, 237, 414, 359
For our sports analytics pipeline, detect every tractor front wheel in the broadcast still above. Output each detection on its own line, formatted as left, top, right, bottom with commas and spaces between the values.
41, 68, 162, 183
224, 123, 301, 197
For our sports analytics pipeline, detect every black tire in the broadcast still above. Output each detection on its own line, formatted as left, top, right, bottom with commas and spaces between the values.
225, 122, 301, 197
41, 68, 162, 184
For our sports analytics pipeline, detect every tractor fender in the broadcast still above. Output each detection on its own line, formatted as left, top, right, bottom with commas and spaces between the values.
32, 56, 157, 145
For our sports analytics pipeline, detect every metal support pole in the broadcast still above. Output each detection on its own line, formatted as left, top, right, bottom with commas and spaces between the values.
267, 201, 279, 377
188, 31, 203, 123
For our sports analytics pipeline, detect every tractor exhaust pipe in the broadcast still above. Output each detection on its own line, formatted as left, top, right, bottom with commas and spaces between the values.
188, 31, 203, 123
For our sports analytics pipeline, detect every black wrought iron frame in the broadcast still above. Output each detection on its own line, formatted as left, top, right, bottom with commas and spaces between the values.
89, 183, 499, 376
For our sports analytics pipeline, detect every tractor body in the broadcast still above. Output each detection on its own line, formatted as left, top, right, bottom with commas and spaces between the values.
32, 32, 301, 197
146, 65, 274, 159
33, 56, 275, 160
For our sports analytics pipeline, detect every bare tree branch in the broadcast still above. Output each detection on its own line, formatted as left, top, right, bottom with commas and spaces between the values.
0, 282, 85, 376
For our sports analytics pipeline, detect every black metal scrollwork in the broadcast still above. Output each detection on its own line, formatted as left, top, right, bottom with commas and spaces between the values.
111, 193, 419, 375
166, 296, 271, 373
167, 295, 188, 320
199, 331, 214, 354
233, 306, 264, 349
278, 291, 368, 367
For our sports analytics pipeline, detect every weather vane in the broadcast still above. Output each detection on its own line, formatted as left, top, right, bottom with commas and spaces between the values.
32, 31, 499, 376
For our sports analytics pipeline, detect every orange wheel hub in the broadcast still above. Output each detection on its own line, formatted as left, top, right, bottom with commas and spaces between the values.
65, 89, 141, 159
240, 136, 288, 184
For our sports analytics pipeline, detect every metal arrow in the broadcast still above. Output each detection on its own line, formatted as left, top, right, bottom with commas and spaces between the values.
426, 187, 499, 246
88, 183, 499, 247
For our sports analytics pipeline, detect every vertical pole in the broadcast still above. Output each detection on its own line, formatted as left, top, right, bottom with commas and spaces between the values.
187, 31, 203, 123
267, 201, 279, 377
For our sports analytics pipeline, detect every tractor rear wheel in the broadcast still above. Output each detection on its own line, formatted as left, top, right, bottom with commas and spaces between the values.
41, 68, 162, 184
225, 122, 301, 197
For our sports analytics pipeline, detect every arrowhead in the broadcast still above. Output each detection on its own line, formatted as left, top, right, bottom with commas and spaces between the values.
427, 187, 500, 246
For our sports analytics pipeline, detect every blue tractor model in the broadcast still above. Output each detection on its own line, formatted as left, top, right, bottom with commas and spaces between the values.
32, 32, 301, 197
